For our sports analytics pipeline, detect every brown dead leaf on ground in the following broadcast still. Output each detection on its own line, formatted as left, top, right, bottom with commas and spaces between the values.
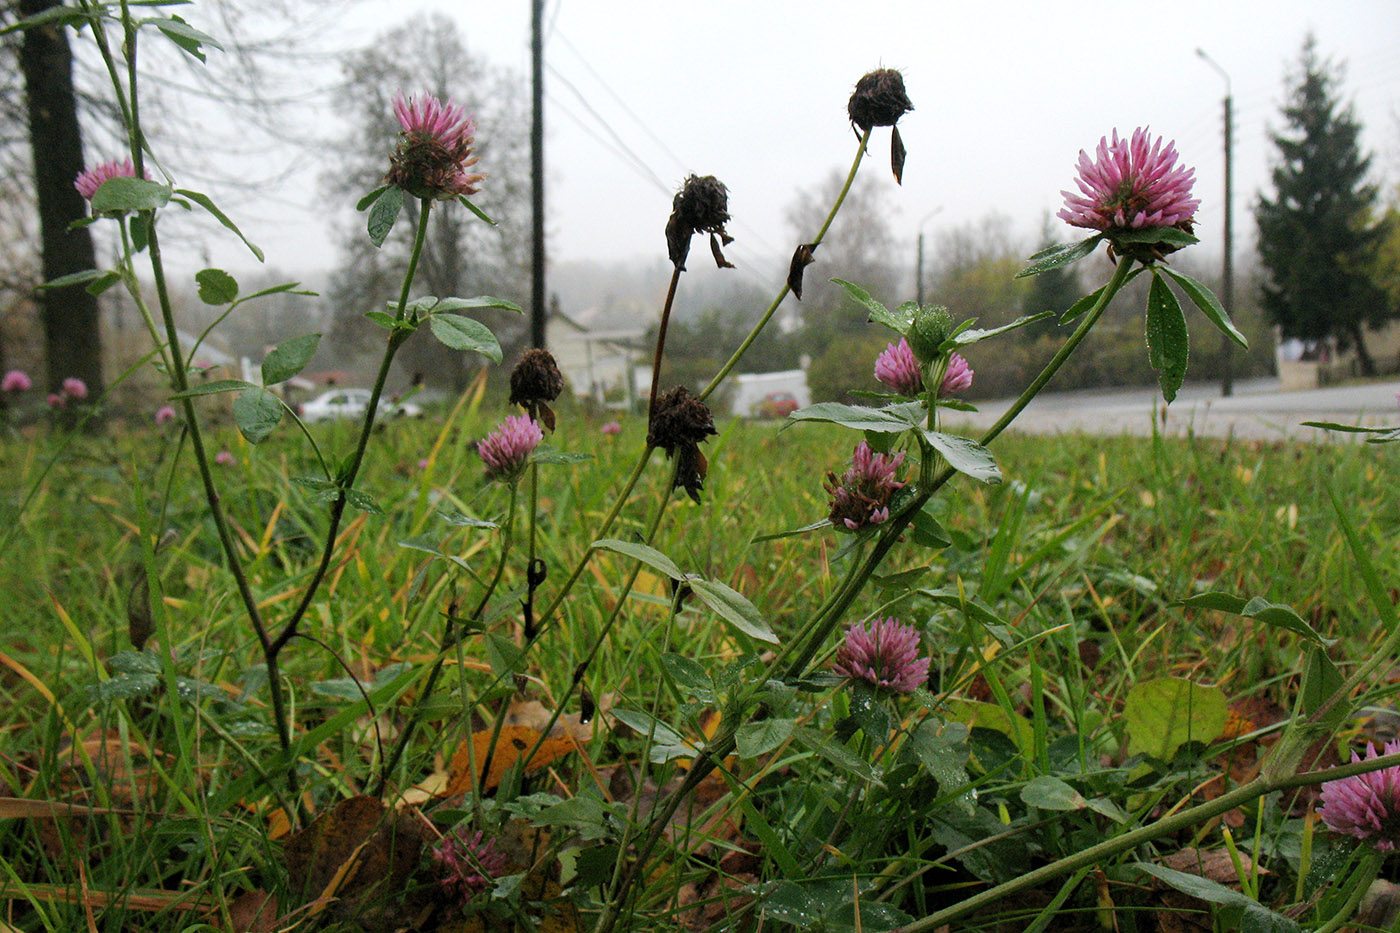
280, 794, 423, 928
674, 841, 761, 930
1146, 849, 1270, 933
224, 889, 278, 932
1161, 847, 1267, 885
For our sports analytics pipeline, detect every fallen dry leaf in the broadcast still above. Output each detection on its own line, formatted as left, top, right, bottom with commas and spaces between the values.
1161, 847, 1267, 885
444, 726, 578, 797
224, 888, 278, 932
281, 794, 422, 922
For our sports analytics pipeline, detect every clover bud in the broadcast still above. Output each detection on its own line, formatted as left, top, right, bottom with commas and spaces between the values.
905, 305, 954, 364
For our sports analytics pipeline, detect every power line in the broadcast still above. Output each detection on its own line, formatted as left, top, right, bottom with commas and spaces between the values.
545, 62, 674, 194
551, 30, 691, 174
545, 89, 672, 196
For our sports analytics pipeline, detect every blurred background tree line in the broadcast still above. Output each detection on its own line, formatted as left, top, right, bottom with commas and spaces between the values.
1, 12, 1396, 419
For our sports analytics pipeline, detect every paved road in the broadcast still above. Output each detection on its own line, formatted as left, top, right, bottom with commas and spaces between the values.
940, 377, 1400, 441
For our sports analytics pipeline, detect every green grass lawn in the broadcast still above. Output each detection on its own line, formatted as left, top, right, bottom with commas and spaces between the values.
0, 409, 1395, 931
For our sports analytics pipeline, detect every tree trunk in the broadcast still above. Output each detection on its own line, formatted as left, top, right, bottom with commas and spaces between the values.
19, 0, 105, 419
1349, 323, 1376, 377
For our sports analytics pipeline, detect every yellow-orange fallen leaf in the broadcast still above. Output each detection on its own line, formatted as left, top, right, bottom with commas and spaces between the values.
444, 725, 577, 797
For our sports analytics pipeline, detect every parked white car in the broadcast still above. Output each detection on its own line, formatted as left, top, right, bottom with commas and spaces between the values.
298, 389, 424, 424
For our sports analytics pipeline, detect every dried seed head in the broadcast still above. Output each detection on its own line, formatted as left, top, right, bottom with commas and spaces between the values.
509, 348, 565, 430
665, 175, 734, 270
647, 386, 717, 503
848, 69, 914, 183
847, 69, 913, 132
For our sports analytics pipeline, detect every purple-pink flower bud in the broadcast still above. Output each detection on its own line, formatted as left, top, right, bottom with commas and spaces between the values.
478, 414, 543, 481
388, 92, 485, 200
601, 420, 622, 436
834, 617, 930, 695
941, 352, 974, 395
824, 441, 906, 532
73, 159, 143, 202
215, 450, 235, 466
1318, 739, 1400, 851
2, 370, 32, 393
155, 405, 177, 425
432, 827, 506, 906
1059, 127, 1198, 263
874, 339, 923, 397
62, 378, 88, 400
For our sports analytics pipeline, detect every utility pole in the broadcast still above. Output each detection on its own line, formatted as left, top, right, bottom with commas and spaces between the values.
1197, 49, 1234, 397
530, 0, 546, 349
916, 231, 925, 307
915, 205, 942, 307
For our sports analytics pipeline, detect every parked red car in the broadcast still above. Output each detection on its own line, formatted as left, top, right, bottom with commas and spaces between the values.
755, 391, 800, 419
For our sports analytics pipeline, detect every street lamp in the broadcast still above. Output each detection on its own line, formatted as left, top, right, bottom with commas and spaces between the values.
915, 205, 943, 307
1196, 48, 1235, 397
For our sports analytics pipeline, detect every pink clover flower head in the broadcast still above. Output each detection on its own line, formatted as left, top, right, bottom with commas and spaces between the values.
601, 420, 622, 436
940, 352, 974, 395
61, 377, 88, 400
1317, 739, 1400, 851
73, 159, 142, 202
431, 827, 506, 905
824, 441, 906, 532
2, 370, 31, 393
46, 393, 65, 409
388, 92, 486, 200
214, 450, 235, 466
479, 414, 543, 481
834, 617, 930, 695
154, 405, 177, 425
1058, 128, 1199, 260
874, 338, 923, 397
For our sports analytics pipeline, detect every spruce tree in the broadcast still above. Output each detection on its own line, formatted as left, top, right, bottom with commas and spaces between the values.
1255, 36, 1388, 374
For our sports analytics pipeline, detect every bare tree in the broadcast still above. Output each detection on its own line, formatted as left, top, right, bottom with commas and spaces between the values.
784, 170, 902, 340
321, 14, 532, 391
15, 0, 103, 411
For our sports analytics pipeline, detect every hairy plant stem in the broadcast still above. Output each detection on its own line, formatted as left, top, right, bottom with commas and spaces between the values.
516, 464, 678, 800
147, 219, 287, 737
1313, 852, 1381, 933
116, 221, 174, 375
269, 199, 432, 658
598, 254, 1142, 933
975, 255, 1134, 448
646, 267, 683, 419
700, 126, 871, 402
536, 128, 874, 644
374, 482, 519, 797
900, 752, 1400, 933
784, 254, 1136, 680
529, 449, 653, 637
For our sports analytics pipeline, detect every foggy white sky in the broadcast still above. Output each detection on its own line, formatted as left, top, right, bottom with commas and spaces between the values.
186, 0, 1400, 289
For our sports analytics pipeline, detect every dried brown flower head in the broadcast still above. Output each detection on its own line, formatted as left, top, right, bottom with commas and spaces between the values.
847, 69, 914, 184
509, 348, 565, 431
665, 175, 734, 270
847, 69, 913, 131
647, 386, 717, 503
